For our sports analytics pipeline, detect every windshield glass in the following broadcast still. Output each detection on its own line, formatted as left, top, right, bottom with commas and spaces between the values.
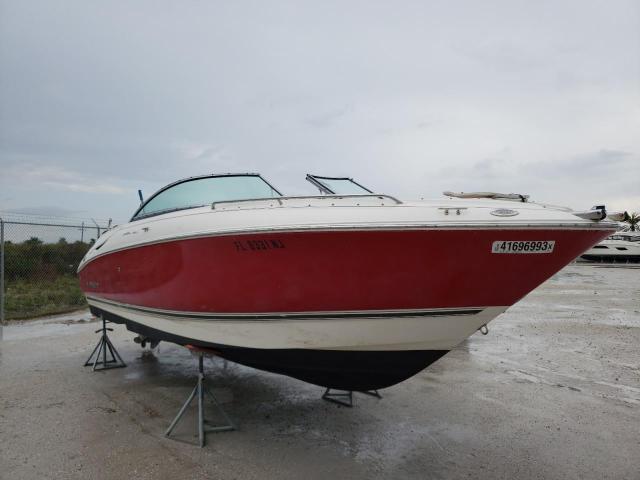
133, 175, 281, 220
306, 175, 373, 195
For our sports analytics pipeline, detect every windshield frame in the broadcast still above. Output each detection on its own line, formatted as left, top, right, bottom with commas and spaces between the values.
130, 173, 283, 221
305, 174, 374, 195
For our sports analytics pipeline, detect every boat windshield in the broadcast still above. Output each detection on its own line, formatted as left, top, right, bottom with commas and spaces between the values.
306, 174, 373, 195
132, 174, 282, 220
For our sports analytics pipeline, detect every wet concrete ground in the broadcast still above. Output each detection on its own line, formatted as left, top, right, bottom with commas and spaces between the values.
1, 264, 639, 479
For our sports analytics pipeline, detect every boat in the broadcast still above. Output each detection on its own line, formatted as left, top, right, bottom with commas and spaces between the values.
580, 231, 640, 262
77, 173, 618, 391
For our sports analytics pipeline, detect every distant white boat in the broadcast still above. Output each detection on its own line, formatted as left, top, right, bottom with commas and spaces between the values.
581, 231, 640, 262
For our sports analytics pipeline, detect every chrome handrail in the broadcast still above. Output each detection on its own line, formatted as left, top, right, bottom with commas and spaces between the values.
212, 194, 403, 209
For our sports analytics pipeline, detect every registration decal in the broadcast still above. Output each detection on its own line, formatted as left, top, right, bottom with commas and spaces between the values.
234, 239, 286, 252
492, 240, 555, 254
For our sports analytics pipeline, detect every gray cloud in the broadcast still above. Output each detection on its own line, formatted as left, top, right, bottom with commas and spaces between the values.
2, 206, 85, 217
306, 105, 353, 128
522, 149, 634, 178
1, 0, 639, 220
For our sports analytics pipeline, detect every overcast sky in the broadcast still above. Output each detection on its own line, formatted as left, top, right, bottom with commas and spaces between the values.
1, 0, 638, 223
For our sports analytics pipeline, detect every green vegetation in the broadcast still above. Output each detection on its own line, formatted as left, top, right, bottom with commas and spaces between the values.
624, 212, 639, 232
2, 238, 92, 320
3, 237, 91, 281
4, 276, 87, 320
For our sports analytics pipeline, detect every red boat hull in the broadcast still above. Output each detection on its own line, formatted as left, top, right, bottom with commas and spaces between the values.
80, 228, 609, 313
81, 227, 610, 390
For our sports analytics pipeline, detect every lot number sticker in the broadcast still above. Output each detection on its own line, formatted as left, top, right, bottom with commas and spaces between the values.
492, 240, 555, 254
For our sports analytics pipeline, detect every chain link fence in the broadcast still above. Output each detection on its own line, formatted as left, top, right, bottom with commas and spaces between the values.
0, 214, 112, 323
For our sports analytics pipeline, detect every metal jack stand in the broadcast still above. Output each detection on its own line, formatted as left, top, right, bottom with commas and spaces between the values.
322, 388, 382, 407
165, 353, 235, 447
84, 317, 126, 371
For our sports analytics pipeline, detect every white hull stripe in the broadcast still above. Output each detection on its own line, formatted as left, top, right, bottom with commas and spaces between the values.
86, 295, 485, 321
88, 298, 508, 351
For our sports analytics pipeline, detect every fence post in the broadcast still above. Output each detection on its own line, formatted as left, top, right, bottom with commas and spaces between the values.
1, 217, 5, 336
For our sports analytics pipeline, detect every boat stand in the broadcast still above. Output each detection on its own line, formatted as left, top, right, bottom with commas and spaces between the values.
165, 353, 235, 447
84, 316, 126, 371
322, 388, 382, 407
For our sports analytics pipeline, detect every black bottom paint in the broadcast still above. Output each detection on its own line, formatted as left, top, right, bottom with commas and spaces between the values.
90, 306, 449, 391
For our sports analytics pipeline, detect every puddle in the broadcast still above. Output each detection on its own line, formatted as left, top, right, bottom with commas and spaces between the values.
1, 310, 96, 341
